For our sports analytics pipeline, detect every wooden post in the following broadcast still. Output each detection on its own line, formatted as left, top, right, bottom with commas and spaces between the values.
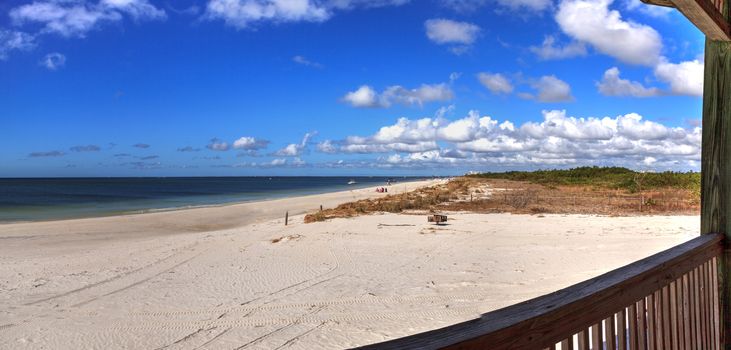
640, 196, 643, 212
320, 205, 323, 211
701, 37, 731, 349
285, 211, 289, 226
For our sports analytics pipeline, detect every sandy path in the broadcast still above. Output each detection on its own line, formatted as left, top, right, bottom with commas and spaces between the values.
0, 184, 699, 349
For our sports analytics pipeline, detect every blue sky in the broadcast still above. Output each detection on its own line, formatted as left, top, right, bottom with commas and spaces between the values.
0, 0, 706, 176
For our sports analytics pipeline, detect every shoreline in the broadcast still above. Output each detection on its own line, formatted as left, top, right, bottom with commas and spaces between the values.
0, 176, 428, 226
0, 179, 441, 240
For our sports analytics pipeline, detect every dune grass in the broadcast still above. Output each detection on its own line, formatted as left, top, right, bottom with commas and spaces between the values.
304, 178, 475, 223
467, 166, 700, 195
305, 167, 701, 223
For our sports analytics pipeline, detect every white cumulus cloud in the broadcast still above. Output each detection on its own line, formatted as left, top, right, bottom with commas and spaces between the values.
10, 0, 166, 38
205, 0, 329, 29
233, 136, 270, 150
597, 67, 661, 97
274, 131, 317, 156
555, 0, 662, 66
530, 35, 587, 60
342, 85, 378, 107
424, 18, 480, 45
342, 83, 454, 108
477, 72, 514, 94
424, 18, 480, 54
654, 59, 704, 97
203, 0, 409, 28
528, 75, 575, 102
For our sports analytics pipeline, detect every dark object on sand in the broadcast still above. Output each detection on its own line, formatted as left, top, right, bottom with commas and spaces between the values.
428, 214, 448, 225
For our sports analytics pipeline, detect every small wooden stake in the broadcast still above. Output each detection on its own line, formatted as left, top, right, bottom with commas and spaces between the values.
285, 211, 289, 226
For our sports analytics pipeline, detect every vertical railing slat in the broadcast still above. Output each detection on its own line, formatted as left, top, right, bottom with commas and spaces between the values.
618, 308, 627, 350
654, 290, 663, 349
711, 257, 721, 350
578, 329, 590, 350
637, 299, 647, 350
591, 324, 602, 350
629, 303, 638, 350
699, 265, 709, 350
693, 267, 702, 349
704, 261, 713, 350
706, 262, 712, 349
669, 281, 678, 350
662, 286, 671, 348
605, 316, 616, 349
676, 278, 685, 350
647, 294, 656, 350
683, 273, 691, 350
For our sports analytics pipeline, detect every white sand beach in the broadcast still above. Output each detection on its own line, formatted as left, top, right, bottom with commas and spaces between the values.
0, 180, 699, 349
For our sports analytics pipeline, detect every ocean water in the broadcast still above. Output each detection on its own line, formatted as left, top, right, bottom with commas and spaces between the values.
0, 177, 420, 222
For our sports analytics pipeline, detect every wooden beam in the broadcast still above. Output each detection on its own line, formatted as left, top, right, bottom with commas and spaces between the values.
672, 0, 730, 40
702, 37, 731, 350
641, 0, 676, 7
644, 0, 730, 40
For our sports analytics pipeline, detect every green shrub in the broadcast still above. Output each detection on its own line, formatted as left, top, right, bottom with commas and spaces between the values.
467, 166, 699, 193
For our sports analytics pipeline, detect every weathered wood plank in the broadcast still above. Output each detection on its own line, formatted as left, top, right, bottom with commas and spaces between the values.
700, 265, 709, 349
662, 287, 672, 348
648, 294, 657, 350
629, 304, 638, 350
605, 316, 616, 349
578, 330, 589, 350
675, 279, 685, 350
653, 290, 663, 349
670, 281, 679, 350
671, 0, 730, 40
711, 257, 721, 349
683, 274, 691, 350
355, 234, 723, 350
619, 309, 627, 350
640, 0, 676, 7
706, 261, 713, 350
591, 324, 601, 350
637, 300, 648, 350
694, 267, 701, 350
702, 37, 731, 350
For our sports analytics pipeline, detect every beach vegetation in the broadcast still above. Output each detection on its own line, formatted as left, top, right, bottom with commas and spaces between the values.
467, 167, 700, 195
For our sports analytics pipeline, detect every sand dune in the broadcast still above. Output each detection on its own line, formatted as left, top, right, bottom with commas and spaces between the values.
0, 181, 699, 349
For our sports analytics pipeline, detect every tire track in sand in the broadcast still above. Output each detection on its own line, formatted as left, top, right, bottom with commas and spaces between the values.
71, 252, 202, 308
128, 290, 494, 318
23, 242, 203, 307
108, 306, 477, 332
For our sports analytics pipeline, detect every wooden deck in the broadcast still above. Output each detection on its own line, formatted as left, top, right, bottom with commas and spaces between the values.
358, 234, 723, 350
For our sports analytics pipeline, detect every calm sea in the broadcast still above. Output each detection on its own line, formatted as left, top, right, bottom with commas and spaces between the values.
0, 177, 421, 222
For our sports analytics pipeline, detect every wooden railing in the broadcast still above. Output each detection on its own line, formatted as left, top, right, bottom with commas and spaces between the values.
357, 233, 724, 350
